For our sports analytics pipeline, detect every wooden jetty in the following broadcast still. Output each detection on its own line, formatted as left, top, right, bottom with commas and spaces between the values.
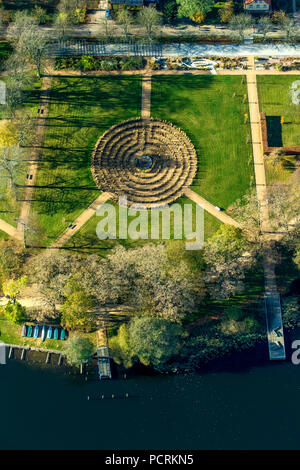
4, 343, 65, 363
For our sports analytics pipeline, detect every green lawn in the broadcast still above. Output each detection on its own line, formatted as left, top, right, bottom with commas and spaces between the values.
65, 75, 253, 250
257, 75, 300, 183
35, 75, 253, 249
151, 75, 254, 237
0, 318, 98, 352
33, 75, 142, 245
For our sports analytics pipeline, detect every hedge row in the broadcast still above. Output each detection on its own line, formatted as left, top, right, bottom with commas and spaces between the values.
54, 56, 146, 72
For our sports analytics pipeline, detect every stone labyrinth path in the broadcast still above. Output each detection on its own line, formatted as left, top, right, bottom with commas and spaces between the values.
91, 118, 198, 208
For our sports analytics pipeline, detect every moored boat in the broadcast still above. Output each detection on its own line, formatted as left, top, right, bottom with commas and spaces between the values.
41, 326, 46, 342
47, 326, 52, 339
60, 329, 65, 341
27, 325, 32, 337
54, 328, 59, 340
33, 325, 39, 338
21, 324, 27, 337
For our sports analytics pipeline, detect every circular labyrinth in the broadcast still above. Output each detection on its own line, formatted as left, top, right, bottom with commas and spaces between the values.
91, 118, 198, 208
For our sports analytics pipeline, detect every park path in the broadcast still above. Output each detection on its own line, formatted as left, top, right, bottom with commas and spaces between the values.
51, 192, 113, 248
141, 72, 152, 121
17, 75, 53, 238
184, 188, 241, 228
246, 57, 279, 293
0, 219, 22, 241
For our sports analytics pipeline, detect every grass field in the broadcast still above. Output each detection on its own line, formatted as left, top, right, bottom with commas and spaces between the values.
33, 75, 142, 245
0, 318, 98, 351
64, 75, 253, 249
257, 75, 300, 183
34, 74, 253, 249
151, 75, 254, 237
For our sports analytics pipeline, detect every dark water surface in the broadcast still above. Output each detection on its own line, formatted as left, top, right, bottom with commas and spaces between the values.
0, 342, 299, 450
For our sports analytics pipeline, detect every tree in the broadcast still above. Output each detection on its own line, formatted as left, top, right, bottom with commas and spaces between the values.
0, 145, 26, 190
220, 305, 259, 335
53, 12, 72, 43
272, 10, 287, 25
7, 11, 38, 44
281, 17, 298, 42
16, 24, 49, 78
65, 333, 94, 366
176, 0, 214, 20
228, 13, 253, 41
110, 317, 186, 370
26, 250, 83, 316
33, 5, 48, 24
116, 8, 133, 40
19, 211, 45, 248
0, 120, 19, 147
137, 7, 162, 43
219, 1, 234, 24
0, 241, 25, 285
5, 78, 25, 116
2, 276, 28, 302
203, 224, 257, 300
14, 111, 36, 147
163, 1, 178, 25
109, 323, 133, 368
61, 279, 95, 331
81, 244, 201, 323
282, 297, 300, 329
257, 16, 273, 42
1, 300, 27, 324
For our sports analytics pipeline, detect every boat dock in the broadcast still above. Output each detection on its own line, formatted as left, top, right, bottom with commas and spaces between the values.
97, 346, 112, 379
96, 322, 112, 379
4, 343, 65, 363
264, 293, 286, 360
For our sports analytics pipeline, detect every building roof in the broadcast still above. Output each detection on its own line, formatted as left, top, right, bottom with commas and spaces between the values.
244, 0, 271, 4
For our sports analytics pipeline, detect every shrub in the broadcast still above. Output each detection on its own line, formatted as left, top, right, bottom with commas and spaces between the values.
120, 56, 145, 71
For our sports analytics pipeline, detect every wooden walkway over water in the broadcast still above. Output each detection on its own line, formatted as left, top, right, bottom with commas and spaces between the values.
264, 293, 286, 360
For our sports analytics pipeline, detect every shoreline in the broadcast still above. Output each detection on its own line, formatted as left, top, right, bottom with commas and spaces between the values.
3, 326, 299, 378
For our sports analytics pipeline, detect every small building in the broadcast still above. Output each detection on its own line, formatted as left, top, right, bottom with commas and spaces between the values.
244, 0, 271, 12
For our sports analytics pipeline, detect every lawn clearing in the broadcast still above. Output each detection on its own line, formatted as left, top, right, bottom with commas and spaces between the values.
33, 75, 142, 245
151, 75, 254, 237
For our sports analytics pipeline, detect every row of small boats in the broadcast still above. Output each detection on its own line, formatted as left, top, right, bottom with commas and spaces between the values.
21, 324, 66, 342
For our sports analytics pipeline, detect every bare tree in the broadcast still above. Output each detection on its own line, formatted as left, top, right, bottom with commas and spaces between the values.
228, 13, 253, 41
116, 9, 133, 40
137, 7, 162, 43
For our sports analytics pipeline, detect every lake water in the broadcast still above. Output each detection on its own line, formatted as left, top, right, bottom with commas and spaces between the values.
0, 336, 299, 450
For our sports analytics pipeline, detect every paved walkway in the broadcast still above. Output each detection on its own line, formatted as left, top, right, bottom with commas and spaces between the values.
184, 188, 241, 228
141, 72, 152, 121
0, 219, 22, 241
246, 57, 270, 234
17, 75, 53, 237
51, 192, 113, 248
